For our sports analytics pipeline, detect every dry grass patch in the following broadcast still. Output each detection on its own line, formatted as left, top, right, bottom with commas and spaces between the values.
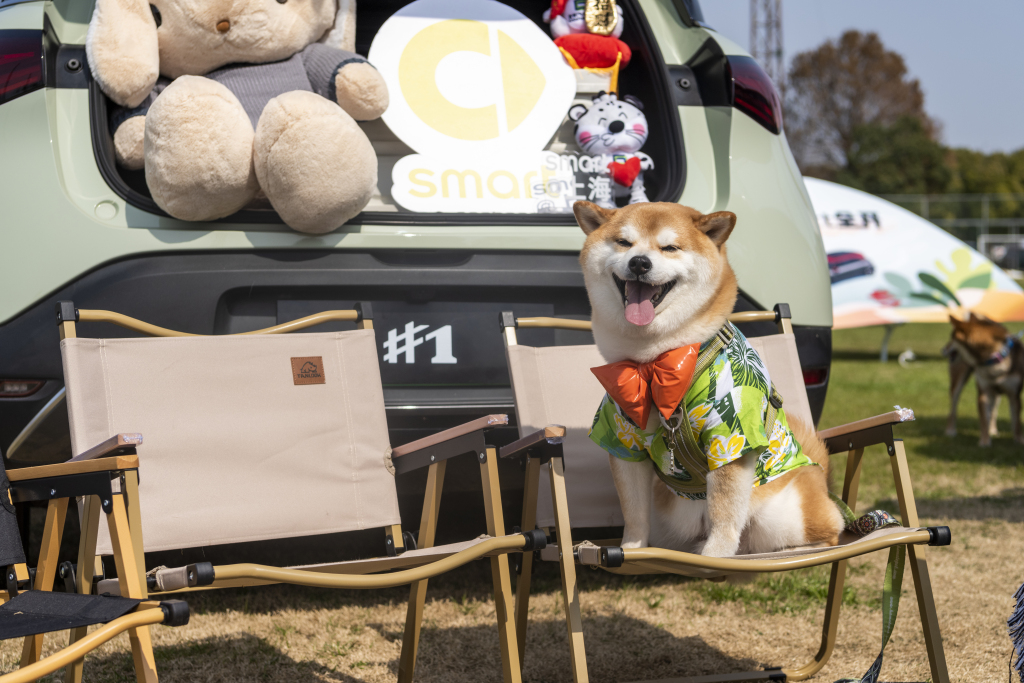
1, 518, 1018, 682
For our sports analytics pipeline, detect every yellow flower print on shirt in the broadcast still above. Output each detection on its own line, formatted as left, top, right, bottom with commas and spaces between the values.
707, 433, 745, 469
764, 422, 794, 470
613, 412, 646, 450
688, 402, 713, 433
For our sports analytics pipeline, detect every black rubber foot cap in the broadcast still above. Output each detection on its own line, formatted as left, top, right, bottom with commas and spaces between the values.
601, 547, 624, 568
160, 600, 190, 627
927, 526, 951, 546
186, 562, 215, 587
520, 528, 547, 551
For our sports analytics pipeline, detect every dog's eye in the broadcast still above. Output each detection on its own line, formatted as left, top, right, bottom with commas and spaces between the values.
661, 245, 679, 253
616, 239, 632, 248
150, 4, 162, 27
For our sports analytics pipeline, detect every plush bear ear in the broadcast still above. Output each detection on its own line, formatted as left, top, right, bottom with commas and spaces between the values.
568, 104, 588, 121
86, 0, 160, 108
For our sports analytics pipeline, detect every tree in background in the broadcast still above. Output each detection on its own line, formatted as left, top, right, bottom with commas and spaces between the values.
785, 30, 938, 177
836, 116, 950, 195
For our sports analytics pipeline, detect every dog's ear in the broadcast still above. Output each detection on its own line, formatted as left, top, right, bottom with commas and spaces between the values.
949, 314, 968, 333
696, 211, 736, 247
86, 0, 160, 107
573, 201, 615, 235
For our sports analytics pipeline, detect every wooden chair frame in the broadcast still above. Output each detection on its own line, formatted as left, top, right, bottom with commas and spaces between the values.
52, 301, 542, 683
499, 307, 950, 683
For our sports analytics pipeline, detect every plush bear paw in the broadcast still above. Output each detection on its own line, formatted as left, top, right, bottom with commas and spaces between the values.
113, 116, 146, 170
334, 62, 389, 121
145, 76, 258, 221
255, 90, 377, 234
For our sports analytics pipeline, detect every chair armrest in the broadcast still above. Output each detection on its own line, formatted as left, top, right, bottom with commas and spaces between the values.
392, 415, 508, 457
499, 425, 566, 460
69, 433, 143, 463
391, 415, 508, 474
8, 454, 140, 482
817, 408, 915, 453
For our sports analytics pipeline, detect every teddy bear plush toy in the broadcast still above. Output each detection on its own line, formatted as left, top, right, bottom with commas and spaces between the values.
86, 0, 387, 234
543, 0, 631, 70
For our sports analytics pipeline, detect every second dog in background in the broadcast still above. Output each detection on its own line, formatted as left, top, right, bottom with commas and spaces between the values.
944, 313, 1024, 446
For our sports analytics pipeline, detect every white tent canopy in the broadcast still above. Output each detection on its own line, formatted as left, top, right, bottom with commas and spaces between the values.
805, 177, 1024, 330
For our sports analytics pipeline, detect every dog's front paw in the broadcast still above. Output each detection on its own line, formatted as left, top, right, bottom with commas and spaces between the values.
620, 537, 648, 549
700, 537, 739, 558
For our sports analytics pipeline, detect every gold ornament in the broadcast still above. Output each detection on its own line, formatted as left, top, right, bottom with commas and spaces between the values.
585, 0, 618, 36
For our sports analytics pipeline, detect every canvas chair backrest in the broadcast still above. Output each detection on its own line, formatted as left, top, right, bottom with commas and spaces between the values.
506, 329, 813, 528
61, 330, 400, 554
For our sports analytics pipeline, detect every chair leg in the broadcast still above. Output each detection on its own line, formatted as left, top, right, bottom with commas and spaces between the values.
122, 472, 148, 595
890, 439, 950, 683
480, 447, 523, 683
398, 460, 447, 683
778, 447, 864, 681
514, 456, 541, 667
106, 494, 158, 683
548, 457, 588, 683
20, 498, 69, 671
65, 496, 102, 683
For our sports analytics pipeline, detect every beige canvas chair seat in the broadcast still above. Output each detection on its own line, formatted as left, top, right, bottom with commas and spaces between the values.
498, 307, 951, 683
98, 535, 507, 594
54, 301, 538, 683
550, 526, 932, 579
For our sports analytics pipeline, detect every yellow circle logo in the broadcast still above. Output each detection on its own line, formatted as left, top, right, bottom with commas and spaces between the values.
370, 0, 576, 157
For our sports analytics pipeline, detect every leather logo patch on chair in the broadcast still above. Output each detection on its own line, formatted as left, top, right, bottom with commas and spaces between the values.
291, 357, 325, 385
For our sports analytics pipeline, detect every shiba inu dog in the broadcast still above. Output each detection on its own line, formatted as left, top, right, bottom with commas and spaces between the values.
944, 313, 1024, 446
576, 200, 844, 557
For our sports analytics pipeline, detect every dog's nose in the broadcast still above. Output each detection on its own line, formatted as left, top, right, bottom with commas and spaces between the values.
216, 19, 231, 33
608, 120, 625, 134
629, 255, 652, 276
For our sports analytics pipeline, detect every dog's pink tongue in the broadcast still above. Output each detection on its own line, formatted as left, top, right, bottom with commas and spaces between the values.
624, 281, 657, 326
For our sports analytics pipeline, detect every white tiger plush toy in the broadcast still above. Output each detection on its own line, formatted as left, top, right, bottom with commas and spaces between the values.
568, 92, 653, 208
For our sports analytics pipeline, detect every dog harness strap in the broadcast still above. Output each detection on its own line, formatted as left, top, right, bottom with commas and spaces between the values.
763, 384, 783, 438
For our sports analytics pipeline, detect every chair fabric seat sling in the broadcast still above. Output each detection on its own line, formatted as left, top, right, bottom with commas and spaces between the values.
55, 301, 536, 683
498, 305, 951, 683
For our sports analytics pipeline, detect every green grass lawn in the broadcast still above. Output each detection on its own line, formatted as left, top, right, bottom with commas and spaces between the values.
821, 323, 1024, 515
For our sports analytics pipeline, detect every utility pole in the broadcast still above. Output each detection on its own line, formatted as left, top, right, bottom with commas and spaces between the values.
750, 0, 784, 93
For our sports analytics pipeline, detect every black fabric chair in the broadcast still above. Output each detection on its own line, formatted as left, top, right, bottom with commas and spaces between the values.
0, 446, 188, 683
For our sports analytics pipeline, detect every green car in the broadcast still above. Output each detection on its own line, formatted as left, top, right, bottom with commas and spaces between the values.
0, 0, 830, 524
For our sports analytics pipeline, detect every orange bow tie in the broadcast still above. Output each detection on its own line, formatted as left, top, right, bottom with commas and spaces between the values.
591, 345, 700, 428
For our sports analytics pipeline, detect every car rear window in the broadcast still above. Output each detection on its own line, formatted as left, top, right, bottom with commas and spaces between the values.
90, 0, 684, 226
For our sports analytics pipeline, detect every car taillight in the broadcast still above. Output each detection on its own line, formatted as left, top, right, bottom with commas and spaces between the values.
0, 380, 44, 398
727, 56, 782, 135
802, 368, 828, 386
0, 30, 44, 106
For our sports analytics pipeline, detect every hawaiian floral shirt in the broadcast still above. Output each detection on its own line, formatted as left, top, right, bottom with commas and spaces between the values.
589, 327, 820, 500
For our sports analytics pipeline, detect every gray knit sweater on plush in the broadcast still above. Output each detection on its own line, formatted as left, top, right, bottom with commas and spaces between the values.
110, 43, 369, 134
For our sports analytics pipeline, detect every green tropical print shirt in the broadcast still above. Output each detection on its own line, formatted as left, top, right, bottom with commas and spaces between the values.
589, 327, 820, 500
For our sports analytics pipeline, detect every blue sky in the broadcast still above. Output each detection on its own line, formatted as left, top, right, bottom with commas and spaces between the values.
700, 0, 1024, 154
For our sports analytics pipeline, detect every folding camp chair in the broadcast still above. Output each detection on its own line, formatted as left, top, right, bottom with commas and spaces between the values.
0, 434, 188, 683
499, 305, 951, 683
54, 300, 545, 683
